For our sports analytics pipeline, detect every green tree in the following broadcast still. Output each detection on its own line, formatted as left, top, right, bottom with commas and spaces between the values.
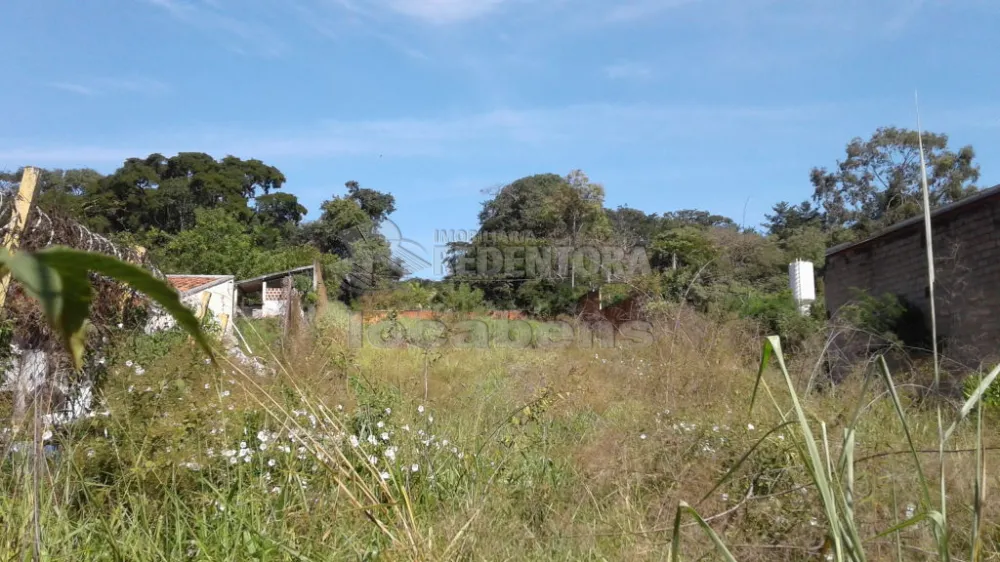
304, 197, 373, 258
0, 167, 104, 225
763, 201, 822, 240
155, 208, 267, 279
559, 170, 611, 288
345, 180, 396, 225
91, 152, 286, 234
650, 226, 718, 271
477, 173, 572, 236
662, 209, 736, 230
255, 192, 307, 228
810, 127, 980, 236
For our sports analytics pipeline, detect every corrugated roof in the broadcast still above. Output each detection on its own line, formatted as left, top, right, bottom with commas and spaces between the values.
235, 265, 314, 293
166, 275, 233, 296
826, 183, 1000, 257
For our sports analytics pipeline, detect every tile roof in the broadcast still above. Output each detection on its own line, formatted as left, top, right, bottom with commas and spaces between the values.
166, 275, 231, 294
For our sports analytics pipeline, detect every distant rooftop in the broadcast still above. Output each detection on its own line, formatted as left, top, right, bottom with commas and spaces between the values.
235, 265, 314, 293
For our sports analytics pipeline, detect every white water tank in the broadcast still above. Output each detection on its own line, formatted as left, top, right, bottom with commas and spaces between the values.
788, 260, 815, 315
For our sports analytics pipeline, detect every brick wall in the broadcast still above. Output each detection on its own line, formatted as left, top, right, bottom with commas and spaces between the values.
824, 188, 1000, 366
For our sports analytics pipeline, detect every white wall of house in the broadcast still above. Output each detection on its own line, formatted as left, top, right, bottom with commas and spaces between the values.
258, 280, 288, 318
186, 279, 236, 332
147, 278, 236, 336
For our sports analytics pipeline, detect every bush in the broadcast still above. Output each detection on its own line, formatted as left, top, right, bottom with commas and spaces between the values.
964, 373, 1000, 411
838, 289, 930, 351
729, 289, 821, 350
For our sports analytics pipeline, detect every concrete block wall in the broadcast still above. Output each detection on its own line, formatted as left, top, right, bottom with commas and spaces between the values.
825, 191, 1000, 367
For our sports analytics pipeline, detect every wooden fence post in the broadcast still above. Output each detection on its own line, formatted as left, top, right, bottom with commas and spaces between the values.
314, 259, 328, 315
0, 166, 40, 311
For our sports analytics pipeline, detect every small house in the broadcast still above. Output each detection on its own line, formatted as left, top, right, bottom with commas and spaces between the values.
155, 274, 237, 335
236, 265, 316, 319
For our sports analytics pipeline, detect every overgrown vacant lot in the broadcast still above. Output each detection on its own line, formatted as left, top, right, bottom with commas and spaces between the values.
2, 307, 998, 561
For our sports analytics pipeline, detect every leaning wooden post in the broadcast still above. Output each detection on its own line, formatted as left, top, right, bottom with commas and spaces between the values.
0, 166, 40, 311
2, 167, 40, 431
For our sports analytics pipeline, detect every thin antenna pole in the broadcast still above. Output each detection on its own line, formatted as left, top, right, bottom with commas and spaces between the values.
916, 91, 940, 388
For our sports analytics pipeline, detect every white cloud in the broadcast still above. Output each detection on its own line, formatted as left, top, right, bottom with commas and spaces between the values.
603, 61, 654, 80
144, 0, 286, 57
604, 0, 704, 23
383, 0, 510, 24
49, 83, 99, 96
48, 77, 169, 97
0, 102, 830, 166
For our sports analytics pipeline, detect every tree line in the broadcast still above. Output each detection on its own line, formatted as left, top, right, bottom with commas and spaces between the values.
0, 126, 982, 335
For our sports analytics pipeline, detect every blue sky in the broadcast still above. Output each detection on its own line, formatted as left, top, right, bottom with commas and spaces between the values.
2, 0, 998, 278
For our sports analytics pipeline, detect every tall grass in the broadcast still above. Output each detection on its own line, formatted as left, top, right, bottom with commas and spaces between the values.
1, 308, 998, 560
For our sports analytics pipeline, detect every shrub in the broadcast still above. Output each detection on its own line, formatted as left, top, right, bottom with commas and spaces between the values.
838, 289, 931, 351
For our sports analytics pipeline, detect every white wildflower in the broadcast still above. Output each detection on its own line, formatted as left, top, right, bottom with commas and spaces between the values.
639, 433, 647, 440
349, 435, 360, 448
747, 423, 755, 431
125, 360, 134, 367
381, 432, 390, 441
380, 471, 391, 480
417, 405, 424, 414
410, 464, 419, 473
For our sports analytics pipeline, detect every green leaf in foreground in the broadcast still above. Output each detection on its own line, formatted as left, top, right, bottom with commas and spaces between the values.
0, 246, 214, 368
671, 501, 737, 562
